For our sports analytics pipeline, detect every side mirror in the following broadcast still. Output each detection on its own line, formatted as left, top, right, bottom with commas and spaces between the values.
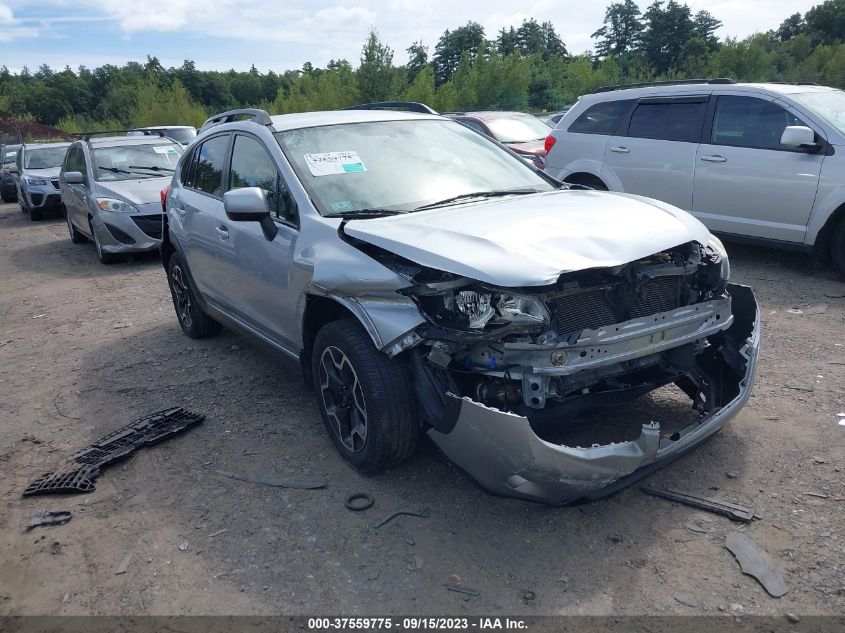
223, 187, 277, 241
781, 125, 819, 151
64, 171, 84, 185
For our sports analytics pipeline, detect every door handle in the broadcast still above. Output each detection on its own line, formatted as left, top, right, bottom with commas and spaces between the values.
700, 155, 727, 163
216, 224, 229, 239
609, 146, 630, 153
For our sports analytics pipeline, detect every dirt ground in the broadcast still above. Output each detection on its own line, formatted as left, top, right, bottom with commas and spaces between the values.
0, 200, 843, 617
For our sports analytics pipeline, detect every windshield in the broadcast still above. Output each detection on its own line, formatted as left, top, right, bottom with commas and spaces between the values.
485, 115, 551, 144
24, 146, 68, 169
275, 119, 554, 216
2, 149, 19, 165
93, 143, 182, 181
792, 91, 845, 135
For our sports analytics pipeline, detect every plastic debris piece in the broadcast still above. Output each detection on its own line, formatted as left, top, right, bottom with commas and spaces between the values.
26, 511, 72, 531
216, 470, 326, 490
725, 532, 788, 598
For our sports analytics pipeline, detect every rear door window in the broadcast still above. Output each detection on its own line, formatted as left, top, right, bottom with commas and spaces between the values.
568, 100, 633, 135
192, 135, 230, 196
627, 99, 707, 142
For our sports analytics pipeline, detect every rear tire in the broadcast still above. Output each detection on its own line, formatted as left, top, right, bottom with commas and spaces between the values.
166, 252, 222, 338
831, 216, 845, 277
312, 318, 419, 473
564, 173, 608, 191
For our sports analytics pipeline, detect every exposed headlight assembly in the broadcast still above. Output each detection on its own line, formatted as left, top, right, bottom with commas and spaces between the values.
24, 176, 48, 186
422, 286, 550, 331
708, 234, 731, 281
96, 197, 136, 213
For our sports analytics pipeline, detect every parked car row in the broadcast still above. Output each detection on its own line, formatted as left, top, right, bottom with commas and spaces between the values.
9, 82, 844, 503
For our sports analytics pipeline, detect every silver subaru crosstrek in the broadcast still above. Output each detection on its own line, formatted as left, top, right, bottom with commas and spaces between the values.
60, 134, 182, 263
162, 104, 760, 505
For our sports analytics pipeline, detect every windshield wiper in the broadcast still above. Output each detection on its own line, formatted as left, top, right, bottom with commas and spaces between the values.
128, 165, 174, 173
414, 189, 539, 211
323, 208, 406, 219
99, 166, 132, 174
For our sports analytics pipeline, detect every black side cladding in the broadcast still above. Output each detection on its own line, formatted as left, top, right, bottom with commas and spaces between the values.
23, 407, 204, 497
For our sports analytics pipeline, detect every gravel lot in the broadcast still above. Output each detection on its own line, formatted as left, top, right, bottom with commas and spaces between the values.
0, 200, 843, 616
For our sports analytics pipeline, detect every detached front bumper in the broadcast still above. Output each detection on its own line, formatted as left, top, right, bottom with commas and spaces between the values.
427, 284, 760, 505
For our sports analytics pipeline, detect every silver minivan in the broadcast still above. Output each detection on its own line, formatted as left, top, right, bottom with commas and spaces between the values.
60, 134, 182, 263
543, 80, 845, 275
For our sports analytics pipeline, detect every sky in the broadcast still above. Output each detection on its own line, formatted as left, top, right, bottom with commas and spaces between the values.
0, 0, 820, 74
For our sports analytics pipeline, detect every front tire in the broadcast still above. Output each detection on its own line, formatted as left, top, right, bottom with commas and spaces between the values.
90, 219, 118, 264
67, 214, 87, 243
166, 252, 222, 338
832, 216, 845, 277
312, 318, 419, 473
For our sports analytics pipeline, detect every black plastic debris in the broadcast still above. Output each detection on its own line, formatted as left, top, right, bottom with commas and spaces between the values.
26, 511, 72, 530
641, 485, 755, 522
24, 466, 98, 496
23, 407, 204, 497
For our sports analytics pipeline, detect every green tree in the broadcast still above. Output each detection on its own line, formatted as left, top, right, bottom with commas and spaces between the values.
406, 42, 429, 83
403, 66, 436, 105
640, 0, 695, 74
806, 0, 845, 45
433, 22, 485, 85
592, 0, 643, 58
358, 29, 394, 102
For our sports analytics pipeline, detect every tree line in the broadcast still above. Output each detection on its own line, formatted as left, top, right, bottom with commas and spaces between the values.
2, 0, 845, 134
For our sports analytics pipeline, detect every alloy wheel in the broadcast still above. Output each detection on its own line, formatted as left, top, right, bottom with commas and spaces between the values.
170, 263, 193, 328
319, 345, 367, 453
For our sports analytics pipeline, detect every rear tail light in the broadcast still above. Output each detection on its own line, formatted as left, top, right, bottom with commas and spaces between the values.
544, 135, 556, 154
160, 185, 170, 212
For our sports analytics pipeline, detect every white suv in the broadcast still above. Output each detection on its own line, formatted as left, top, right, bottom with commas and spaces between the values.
543, 80, 845, 275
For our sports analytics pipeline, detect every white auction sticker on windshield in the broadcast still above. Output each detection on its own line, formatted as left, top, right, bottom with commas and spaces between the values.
305, 151, 367, 176
153, 145, 179, 155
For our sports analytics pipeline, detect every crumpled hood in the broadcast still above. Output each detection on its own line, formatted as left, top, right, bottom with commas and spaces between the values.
24, 167, 61, 179
343, 190, 712, 287
97, 177, 170, 206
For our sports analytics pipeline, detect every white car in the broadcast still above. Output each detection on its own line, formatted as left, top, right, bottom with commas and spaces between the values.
543, 80, 845, 275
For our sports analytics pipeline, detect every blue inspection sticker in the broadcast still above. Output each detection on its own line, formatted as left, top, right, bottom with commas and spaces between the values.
330, 200, 355, 213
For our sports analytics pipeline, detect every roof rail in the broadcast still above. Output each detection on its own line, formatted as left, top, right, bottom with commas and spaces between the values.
592, 78, 735, 93
74, 130, 160, 141
200, 108, 273, 131
342, 101, 439, 115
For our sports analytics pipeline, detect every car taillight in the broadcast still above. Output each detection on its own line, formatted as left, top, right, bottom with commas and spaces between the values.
544, 135, 556, 154
160, 185, 170, 212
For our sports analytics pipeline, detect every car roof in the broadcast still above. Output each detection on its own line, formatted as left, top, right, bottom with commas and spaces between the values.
581, 82, 841, 103
23, 142, 71, 150
444, 111, 535, 121
131, 125, 195, 130
84, 135, 180, 147
268, 109, 441, 132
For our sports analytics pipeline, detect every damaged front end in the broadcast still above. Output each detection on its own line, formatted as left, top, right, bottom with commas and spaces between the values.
383, 240, 759, 504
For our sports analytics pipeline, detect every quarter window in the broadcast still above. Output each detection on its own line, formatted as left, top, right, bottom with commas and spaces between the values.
628, 100, 707, 142
229, 135, 297, 225
568, 100, 632, 135
193, 135, 229, 196
711, 96, 807, 150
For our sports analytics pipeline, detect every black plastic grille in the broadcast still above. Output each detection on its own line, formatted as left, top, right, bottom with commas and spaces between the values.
547, 276, 684, 335
131, 214, 163, 239
50, 178, 60, 190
